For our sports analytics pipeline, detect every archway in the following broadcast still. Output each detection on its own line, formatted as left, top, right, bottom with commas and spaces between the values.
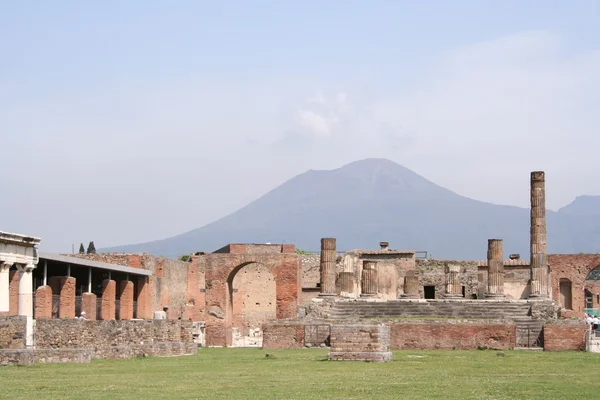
585, 266, 600, 312
559, 278, 572, 310
226, 262, 276, 347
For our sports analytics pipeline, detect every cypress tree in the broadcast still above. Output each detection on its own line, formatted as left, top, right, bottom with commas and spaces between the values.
87, 241, 96, 254
78, 243, 85, 254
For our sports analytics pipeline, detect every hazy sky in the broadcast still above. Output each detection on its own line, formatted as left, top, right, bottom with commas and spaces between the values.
2, 1, 599, 252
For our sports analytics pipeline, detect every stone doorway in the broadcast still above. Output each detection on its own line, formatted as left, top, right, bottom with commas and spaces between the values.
424, 286, 435, 299
559, 278, 573, 310
227, 262, 276, 347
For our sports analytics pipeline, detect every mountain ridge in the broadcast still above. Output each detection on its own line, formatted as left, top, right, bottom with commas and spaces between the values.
100, 158, 600, 259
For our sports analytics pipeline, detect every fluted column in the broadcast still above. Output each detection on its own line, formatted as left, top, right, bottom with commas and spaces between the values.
0, 262, 11, 313
486, 239, 505, 298
402, 271, 420, 299
444, 263, 462, 298
360, 261, 378, 297
529, 171, 549, 298
319, 238, 337, 296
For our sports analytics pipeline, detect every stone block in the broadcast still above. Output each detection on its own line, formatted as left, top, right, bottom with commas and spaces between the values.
119, 280, 134, 320
35, 286, 52, 319
81, 293, 97, 320
329, 324, 392, 362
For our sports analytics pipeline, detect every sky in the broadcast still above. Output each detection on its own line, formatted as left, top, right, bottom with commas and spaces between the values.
1, 1, 599, 252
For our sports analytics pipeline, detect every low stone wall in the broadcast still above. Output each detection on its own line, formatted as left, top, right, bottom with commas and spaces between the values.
390, 320, 516, 350
543, 321, 588, 351
35, 319, 196, 359
329, 324, 392, 362
1, 348, 91, 366
262, 322, 305, 349
0, 316, 26, 349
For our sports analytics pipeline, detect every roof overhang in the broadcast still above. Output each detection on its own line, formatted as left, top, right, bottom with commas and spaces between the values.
39, 252, 152, 276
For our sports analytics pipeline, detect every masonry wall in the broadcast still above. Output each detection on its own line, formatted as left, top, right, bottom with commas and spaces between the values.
543, 321, 588, 351
35, 319, 195, 359
548, 254, 600, 318
389, 320, 516, 350
0, 316, 26, 349
262, 322, 305, 349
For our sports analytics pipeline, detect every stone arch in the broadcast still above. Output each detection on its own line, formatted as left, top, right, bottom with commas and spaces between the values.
559, 278, 573, 310
226, 262, 276, 347
586, 265, 600, 281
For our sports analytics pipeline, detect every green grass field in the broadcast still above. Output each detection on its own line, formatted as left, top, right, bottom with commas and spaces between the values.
1, 348, 599, 399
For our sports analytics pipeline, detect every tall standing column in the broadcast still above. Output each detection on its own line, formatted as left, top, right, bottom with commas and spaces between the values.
529, 171, 549, 298
0, 262, 11, 313
319, 238, 337, 296
486, 239, 505, 298
360, 261, 378, 297
17, 264, 35, 346
444, 263, 463, 298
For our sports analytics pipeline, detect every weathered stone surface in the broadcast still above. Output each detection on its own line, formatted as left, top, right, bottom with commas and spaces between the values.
329, 324, 391, 362
390, 320, 516, 350
208, 306, 225, 319
119, 280, 134, 320
530, 171, 549, 298
35, 285, 52, 319
487, 239, 505, 298
262, 322, 305, 349
361, 261, 378, 296
100, 279, 116, 320
543, 321, 587, 351
59, 277, 76, 319
320, 238, 337, 295
0, 316, 26, 349
81, 292, 97, 320
9, 270, 18, 316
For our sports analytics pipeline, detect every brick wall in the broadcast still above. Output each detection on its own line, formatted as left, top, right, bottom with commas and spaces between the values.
390, 320, 516, 350
0, 316, 26, 349
262, 322, 305, 349
543, 321, 588, 351
9, 270, 18, 315
35, 319, 196, 359
329, 324, 392, 362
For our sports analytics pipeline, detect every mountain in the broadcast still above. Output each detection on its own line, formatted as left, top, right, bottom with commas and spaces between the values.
557, 195, 600, 216
100, 158, 600, 259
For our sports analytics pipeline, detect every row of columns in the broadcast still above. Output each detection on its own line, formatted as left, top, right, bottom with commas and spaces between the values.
0, 262, 35, 345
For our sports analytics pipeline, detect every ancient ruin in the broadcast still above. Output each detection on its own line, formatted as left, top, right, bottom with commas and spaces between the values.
3, 169, 600, 365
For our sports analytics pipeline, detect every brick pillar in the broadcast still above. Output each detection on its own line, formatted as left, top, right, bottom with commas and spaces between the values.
81, 292, 97, 320
137, 276, 152, 319
319, 238, 337, 296
9, 270, 19, 316
487, 239, 505, 298
444, 263, 463, 298
119, 280, 134, 320
34, 285, 53, 319
360, 261, 378, 297
402, 271, 420, 299
59, 276, 76, 318
100, 279, 116, 320
530, 171, 549, 298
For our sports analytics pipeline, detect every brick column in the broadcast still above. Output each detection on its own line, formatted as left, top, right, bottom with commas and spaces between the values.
444, 263, 463, 298
100, 279, 116, 320
59, 276, 76, 318
529, 171, 549, 298
136, 276, 152, 319
319, 238, 337, 296
34, 285, 52, 319
486, 239, 505, 298
9, 270, 19, 316
360, 261, 378, 297
81, 292, 97, 320
119, 280, 134, 320
402, 271, 420, 298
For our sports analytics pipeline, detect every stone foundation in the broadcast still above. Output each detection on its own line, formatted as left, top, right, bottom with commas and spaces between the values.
0, 316, 26, 349
0, 348, 91, 366
328, 324, 392, 362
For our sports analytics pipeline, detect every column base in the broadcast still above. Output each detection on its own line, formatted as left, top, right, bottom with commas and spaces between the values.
318, 293, 337, 298
401, 294, 420, 299
528, 293, 549, 299
485, 293, 506, 299
443, 294, 465, 299
360, 293, 377, 298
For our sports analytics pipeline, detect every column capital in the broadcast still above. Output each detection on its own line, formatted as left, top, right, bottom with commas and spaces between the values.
17, 263, 35, 273
0, 261, 12, 271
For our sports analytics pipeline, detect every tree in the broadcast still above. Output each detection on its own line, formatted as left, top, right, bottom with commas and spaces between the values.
78, 243, 85, 254
87, 241, 96, 254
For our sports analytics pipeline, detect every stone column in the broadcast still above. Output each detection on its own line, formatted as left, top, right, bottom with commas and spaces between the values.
136, 276, 152, 319
319, 238, 337, 296
119, 280, 134, 320
444, 263, 463, 298
402, 271, 420, 299
17, 264, 35, 346
59, 276, 76, 318
339, 272, 354, 294
81, 293, 97, 320
100, 279, 116, 320
0, 262, 10, 313
360, 261, 378, 297
529, 171, 549, 298
486, 239, 505, 298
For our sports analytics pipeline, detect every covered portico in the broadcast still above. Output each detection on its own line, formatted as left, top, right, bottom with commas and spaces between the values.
0, 230, 41, 346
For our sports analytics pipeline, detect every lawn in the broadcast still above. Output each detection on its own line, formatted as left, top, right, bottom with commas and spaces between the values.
1, 348, 599, 399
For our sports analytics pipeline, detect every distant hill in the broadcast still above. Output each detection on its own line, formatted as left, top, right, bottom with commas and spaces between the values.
100, 158, 600, 259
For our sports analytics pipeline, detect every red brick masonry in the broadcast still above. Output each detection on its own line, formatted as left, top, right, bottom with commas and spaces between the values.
543, 321, 588, 351
81, 293, 97, 320
35, 286, 52, 319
